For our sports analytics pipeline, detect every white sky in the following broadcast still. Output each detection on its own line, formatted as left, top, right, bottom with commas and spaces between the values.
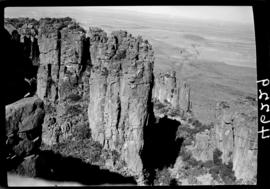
5, 6, 254, 24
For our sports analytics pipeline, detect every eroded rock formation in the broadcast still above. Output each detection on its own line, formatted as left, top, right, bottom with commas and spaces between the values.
37, 18, 88, 102
184, 97, 257, 183
153, 71, 191, 112
214, 99, 257, 182
4, 17, 257, 185
87, 28, 154, 175
5, 18, 154, 177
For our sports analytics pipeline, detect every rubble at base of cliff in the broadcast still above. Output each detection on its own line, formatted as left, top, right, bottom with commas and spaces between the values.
4, 17, 258, 186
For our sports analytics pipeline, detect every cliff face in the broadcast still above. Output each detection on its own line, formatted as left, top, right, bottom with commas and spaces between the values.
5, 18, 154, 177
153, 71, 191, 112
87, 28, 154, 175
5, 17, 257, 185
214, 99, 257, 181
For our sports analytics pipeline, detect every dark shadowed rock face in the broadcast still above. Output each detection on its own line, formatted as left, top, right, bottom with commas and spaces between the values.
5, 96, 45, 172
87, 28, 154, 176
5, 20, 40, 66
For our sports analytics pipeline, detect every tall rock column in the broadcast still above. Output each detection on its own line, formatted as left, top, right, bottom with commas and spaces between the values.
37, 19, 90, 145
88, 28, 154, 175
152, 71, 191, 112
37, 24, 60, 101
214, 99, 257, 182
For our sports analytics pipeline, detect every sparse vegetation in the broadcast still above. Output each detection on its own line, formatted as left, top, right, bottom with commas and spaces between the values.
64, 104, 82, 116
66, 93, 82, 102
44, 103, 57, 114
73, 123, 91, 141
42, 139, 103, 164
154, 168, 175, 186
175, 120, 213, 146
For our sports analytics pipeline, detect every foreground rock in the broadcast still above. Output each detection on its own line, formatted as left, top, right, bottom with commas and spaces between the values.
5, 96, 45, 175
88, 28, 154, 176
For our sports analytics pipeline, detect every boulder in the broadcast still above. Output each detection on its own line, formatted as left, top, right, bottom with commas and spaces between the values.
5, 96, 45, 162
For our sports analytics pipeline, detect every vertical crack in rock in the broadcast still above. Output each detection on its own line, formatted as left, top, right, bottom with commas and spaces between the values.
55, 29, 61, 102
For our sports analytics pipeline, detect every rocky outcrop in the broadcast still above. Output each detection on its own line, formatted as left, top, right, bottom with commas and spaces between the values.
35, 18, 91, 146
153, 71, 191, 112
214, 99, 257, 182
87, 28, 154, 176
186, 129, 215, 162
5, 96, 45, 173
6, 18, 155, 177
37, 18, 88, 102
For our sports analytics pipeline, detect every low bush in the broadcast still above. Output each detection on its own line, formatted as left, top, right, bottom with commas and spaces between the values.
207, 148, 236, 184
49, 139, 103, 164
65, 104, 82, 116
168, 108, 182, 117
44, 103, 56, 114
154, 168, 174, 186
66, 93, 82, 102
73, 123, 91, 141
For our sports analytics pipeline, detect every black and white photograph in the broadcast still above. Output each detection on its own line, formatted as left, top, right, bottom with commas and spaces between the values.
1, 4, 261, 186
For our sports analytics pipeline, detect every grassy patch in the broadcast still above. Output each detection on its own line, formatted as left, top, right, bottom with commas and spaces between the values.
44, 139, 103, 164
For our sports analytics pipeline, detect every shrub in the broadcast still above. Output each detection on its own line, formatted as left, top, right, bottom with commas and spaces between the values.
44, 103, 56, 114
219, 161, 236, 184
168, 108, 182, 117
73, 123, 91, 140
154, 168, 174, 186
49, 139, 103, 164
59, 80, 78, 99
206, 148, 236, 184
213, 148, 222, 165
65, 104, 82, 116
154, 100, 166, 110
67, 93, 82, 102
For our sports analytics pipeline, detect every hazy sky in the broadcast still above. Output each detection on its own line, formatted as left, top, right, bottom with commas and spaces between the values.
5, 6, 254, 24
102, 6, 254, 24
